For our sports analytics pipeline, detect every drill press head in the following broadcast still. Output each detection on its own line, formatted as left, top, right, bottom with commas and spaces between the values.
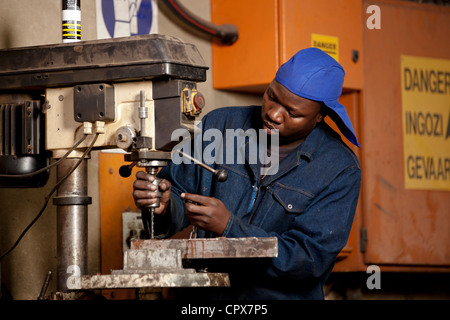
0, 34, 209, 186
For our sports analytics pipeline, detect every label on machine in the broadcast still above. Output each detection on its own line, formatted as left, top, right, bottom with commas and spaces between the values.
401, 55, 450, 191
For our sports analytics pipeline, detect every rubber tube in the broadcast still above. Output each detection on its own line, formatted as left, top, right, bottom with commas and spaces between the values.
161, 0, 238, 45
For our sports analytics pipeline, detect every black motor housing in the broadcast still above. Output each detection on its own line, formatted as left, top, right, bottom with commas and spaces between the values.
0, 94, 50, 188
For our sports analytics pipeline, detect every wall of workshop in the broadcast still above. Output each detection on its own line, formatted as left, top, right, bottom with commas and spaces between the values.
0, 0, 261, 300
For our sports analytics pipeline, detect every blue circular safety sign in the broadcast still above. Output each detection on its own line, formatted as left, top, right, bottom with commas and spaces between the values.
101, 0, 154, 37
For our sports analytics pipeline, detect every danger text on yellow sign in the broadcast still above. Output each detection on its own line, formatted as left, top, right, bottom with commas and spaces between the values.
401, 55, 450, 191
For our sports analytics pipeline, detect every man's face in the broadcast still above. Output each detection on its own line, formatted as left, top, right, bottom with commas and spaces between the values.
261, 79, 323, 146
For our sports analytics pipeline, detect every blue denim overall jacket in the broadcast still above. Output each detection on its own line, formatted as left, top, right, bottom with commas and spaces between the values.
157, 106, 361, 300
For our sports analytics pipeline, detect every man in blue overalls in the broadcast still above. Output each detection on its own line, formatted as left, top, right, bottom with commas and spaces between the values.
133, 48, 361, 299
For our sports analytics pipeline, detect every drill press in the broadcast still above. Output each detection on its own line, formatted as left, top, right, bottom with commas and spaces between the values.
0, 34, 277, 295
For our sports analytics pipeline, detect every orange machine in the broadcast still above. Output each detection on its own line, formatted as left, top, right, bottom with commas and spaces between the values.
211, 0, 363, 92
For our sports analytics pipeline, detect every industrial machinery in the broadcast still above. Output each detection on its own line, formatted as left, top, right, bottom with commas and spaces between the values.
0, 34, 277, 297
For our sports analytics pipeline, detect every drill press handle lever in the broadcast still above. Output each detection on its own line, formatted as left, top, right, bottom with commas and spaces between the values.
119, 152, 228, 182
119, 162, 136, 178
175, 149, 228, 182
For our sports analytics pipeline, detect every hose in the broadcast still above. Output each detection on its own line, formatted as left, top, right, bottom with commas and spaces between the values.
161, 0, 238, 45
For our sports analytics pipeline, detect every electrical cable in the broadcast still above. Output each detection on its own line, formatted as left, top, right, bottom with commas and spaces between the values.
0, 134, 88, 178
0, 133, 99, 262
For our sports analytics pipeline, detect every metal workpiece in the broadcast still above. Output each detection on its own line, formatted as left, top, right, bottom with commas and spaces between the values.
120, 249, 187, 274
131, 237, 279, 259
54, 158, 90, 292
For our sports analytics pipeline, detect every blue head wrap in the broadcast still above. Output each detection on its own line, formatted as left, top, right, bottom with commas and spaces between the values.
275, 48, 360, 148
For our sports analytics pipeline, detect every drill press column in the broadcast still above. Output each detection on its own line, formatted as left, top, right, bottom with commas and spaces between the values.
54, 158, 90, 292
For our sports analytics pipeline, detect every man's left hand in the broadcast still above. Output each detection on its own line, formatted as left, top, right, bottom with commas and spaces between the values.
181, 193, 230, 236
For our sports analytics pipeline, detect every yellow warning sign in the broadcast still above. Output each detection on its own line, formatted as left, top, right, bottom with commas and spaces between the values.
401, 55, 450, 191
311, 34, 339, 61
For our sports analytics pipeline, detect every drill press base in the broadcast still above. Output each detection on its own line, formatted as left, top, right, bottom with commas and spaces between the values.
68, 272, 230, 290
67, 237, 278, 290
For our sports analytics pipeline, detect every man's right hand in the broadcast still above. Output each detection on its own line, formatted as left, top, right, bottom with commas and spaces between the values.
133, 171, 171, 215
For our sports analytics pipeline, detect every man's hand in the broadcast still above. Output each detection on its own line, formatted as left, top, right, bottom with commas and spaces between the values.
133, 171, 171, 215
181, 193, 230, 236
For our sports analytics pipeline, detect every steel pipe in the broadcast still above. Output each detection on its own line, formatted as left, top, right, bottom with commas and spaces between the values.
55, 158, 90, 292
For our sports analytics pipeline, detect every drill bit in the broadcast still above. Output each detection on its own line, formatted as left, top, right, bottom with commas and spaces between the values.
145, 166, 161, 239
